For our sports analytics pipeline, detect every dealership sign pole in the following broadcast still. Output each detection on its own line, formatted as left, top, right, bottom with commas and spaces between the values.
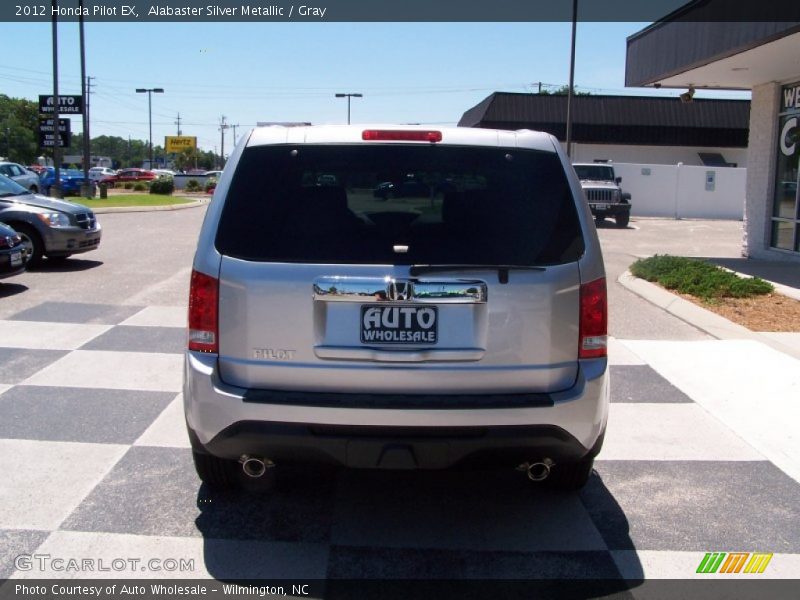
51, 0, 61, 197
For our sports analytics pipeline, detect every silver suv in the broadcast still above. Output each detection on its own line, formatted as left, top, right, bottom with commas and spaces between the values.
184, 126, 609, 490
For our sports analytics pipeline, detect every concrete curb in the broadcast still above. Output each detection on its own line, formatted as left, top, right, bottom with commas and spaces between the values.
90, 198, 210, 214
618, 270, 800, 360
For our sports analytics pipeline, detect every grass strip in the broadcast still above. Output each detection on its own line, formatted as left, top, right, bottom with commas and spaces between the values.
630, 255, 773, 299
66, 195, 194, 209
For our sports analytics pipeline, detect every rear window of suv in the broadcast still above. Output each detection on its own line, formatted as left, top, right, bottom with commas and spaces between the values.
216, 144, 584, 265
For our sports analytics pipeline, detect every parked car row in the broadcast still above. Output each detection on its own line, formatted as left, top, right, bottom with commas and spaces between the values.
0, 174, 102, 279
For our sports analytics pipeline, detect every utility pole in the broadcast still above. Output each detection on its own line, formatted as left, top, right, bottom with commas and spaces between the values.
175, 112, 182, 136
218, 115, 230, 168
230, 123, 240, 147
79, 0, 91, 197
51, 0, 61, 197
565, 0, 578, 158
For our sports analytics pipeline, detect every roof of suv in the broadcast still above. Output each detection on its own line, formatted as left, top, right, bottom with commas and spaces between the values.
247, 125, 559, 152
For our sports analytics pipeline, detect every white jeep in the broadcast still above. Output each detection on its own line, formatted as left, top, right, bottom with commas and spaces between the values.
573, 162, 631, 228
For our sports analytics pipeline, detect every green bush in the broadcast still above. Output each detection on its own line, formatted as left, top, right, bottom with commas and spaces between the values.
630, 255, 773, 299
133, 182, 147, 192
204, 177, 218, 193
123, 182, 134, 190
185, 179, 201, 192
149, 176, 174, 195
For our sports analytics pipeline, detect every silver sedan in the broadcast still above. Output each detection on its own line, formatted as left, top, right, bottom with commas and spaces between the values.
0, 162, 41, 193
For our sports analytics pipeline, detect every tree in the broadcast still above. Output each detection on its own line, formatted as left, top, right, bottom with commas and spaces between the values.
173, 147, 199, 172
0, 95, 39, 164
537, 85, 592, 96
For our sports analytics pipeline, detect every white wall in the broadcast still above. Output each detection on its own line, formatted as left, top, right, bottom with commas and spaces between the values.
610, 163, 746, 220
565, 143, 747, 167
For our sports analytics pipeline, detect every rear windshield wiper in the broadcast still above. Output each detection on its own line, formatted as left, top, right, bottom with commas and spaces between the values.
409, 264, 545, 284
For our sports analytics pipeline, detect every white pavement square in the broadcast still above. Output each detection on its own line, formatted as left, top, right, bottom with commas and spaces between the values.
22, 350, 183, 393
621, 340, 800, 483
612, 550, 800, 580
0, 320, 111, 351
608, 337, 646, 365
134, 395, 191, 448
0, 439, 128, 530
120, 306, 188, 329
12, 531, 329, 579
600, 404, 766, 462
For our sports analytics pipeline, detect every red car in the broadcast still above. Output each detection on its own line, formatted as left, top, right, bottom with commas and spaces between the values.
101, 168, 157, 187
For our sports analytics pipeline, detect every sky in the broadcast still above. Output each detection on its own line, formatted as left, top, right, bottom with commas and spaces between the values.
0, 21, 750, 156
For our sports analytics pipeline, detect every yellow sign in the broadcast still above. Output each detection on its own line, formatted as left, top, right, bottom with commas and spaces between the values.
165, 136, 197, 153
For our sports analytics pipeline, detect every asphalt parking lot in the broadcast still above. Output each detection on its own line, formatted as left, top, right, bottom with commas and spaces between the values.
0, 209, 798, 594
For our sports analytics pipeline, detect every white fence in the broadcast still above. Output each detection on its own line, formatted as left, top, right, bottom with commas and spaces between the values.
610, 163, 746, 220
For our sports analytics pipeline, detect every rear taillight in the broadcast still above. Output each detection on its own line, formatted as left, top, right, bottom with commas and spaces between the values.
579, 277, 607, 359
362, 129, 442, 142
188, 269, 218, 353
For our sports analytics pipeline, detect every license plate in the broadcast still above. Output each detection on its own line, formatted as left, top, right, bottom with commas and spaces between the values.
594, 203, 609, 210
360, 304, 438, 345
10, 251, 21, 267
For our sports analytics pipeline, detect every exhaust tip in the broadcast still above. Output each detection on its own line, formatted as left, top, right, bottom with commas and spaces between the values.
239, 455, 274, 478
517, 458, 555, 482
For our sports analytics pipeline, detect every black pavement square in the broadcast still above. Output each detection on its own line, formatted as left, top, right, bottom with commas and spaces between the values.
0, 529, 50, 578
610, 365, 693, 403
326, 546, 624, 579
61, 447, 337, 543
9, 302, 144, 325
79, 325, 185, 354
0, 348, 69, 384
583, 460, 800, 552
0, 386, 175, 444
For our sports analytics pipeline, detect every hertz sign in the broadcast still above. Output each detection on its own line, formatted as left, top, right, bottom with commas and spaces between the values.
165, 136, 197, 153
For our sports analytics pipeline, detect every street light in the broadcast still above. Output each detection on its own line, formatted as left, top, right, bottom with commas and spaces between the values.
135, 87, 164, 169
335, 93, 362, 124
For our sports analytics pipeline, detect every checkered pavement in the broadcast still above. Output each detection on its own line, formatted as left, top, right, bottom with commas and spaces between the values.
1, 302, 799, 584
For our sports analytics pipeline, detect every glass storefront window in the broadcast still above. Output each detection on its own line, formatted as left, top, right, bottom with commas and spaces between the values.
772, 82, 800, 252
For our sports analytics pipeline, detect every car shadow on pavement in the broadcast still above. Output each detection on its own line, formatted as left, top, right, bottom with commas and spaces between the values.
195, 466, 643, 598
32, 258, 103, 272
0, 282, 28, 298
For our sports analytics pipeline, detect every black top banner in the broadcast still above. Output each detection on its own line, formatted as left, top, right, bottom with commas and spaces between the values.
4, 0, 800, 22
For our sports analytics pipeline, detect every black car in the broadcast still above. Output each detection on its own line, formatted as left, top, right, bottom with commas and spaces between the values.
0, 222, 29, 279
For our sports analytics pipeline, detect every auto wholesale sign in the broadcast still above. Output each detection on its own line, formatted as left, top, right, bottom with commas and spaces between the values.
38, 94, 83, 115
165, 136, 198, 153
38, 118, 71, 147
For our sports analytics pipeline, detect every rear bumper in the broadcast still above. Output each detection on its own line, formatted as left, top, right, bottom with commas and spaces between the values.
184, 353, 609, 469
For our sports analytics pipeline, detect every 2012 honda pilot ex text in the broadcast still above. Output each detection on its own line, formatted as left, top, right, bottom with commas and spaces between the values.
184, 125, 609, 490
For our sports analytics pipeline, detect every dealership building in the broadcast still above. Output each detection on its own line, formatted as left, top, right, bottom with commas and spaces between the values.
626, 18, 800, 262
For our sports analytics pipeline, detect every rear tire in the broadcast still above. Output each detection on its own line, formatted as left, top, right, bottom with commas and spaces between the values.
192, 451, 239, 490
615, 212, 630, 228
545, 455, 595, 490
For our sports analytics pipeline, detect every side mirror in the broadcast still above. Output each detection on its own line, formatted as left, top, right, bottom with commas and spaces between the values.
615, 177, 622, 185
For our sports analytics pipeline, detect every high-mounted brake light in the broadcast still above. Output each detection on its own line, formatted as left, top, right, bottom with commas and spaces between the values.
188, 269, 219, 353
362, 130, 442, 142
579, 277, 607, 359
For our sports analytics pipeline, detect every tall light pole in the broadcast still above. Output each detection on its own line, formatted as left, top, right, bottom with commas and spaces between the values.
565, 0, 578, 158
335, 93, 362, 124
135, 87, 163, 169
